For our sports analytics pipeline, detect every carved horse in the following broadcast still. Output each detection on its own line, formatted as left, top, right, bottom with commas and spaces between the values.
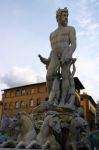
0, 111, 37, 148
14, 111, 37, 148
26, 111, 62, 150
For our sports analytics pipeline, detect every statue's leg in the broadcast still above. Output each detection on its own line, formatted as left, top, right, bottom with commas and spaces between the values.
46, 52, 59, 97
67, 74, 75, 107
48, 77, 60, 104
60, 62, 71, 106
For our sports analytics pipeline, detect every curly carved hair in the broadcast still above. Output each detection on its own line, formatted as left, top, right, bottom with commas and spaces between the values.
56, 7, 69, 22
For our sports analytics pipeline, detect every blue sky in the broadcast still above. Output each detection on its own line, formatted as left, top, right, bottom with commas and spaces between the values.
0, 0, 99, 102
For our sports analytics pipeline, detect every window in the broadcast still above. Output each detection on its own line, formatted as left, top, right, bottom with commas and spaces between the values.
45, 97, 48, 101
5, 92, 10, 98
25, 103, 28, 108
81, 97, 83, 101
4, 103, 8, 110
45, 87, 47, 92
11, 92, 14, 97
37, 98, 41, 106
9, 102, 13, 109
30, 100, 34, 107
21, 101, 25, 108
22, 89, 25, 95
16, 90, 21, 96
26, 91, 30, 95
38, 86, 42, 93
31, 88, 35, 94
15, 101, 20, 109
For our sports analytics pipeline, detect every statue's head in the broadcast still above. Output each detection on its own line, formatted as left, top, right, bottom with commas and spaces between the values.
12, 112, 21, 128
12, 112, 26, 128
56, 7, 69, 27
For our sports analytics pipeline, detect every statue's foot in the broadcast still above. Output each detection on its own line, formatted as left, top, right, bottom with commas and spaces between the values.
65, 103, 75, 110
16, 141, 26, 149
59, 97, 67, 107
26, 141, 41, 149
48, 100, 58, 107
48, 100, 54, 105
53, 102, 58, 106
59, 103, 64, 107
59, 100, 66, 107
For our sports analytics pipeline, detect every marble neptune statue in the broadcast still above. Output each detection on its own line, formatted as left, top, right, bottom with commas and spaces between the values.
39, 7, 76, 107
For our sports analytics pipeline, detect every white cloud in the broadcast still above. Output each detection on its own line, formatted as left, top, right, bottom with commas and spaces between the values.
0, 66, 46, 93
0, 65, 47, 100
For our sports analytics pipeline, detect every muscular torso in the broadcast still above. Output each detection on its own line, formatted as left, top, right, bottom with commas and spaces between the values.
50, 26, 73, 58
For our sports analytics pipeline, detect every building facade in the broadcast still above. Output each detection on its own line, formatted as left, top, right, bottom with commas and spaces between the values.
2, 82, 47, 116
1, 77, 96, 130
80, 93, 96, 130
96, 101, 99, 121
0, 101, 3, 119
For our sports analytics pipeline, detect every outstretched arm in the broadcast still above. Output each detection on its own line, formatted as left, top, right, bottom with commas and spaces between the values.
38, 51, 52, 65
38, 54, 49, 65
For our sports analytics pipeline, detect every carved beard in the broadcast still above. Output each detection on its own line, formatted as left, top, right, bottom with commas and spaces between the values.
58, 18, 68, 27
61, 18, 68, 27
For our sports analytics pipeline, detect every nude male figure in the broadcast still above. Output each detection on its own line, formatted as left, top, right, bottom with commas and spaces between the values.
39, 8, 76, 106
